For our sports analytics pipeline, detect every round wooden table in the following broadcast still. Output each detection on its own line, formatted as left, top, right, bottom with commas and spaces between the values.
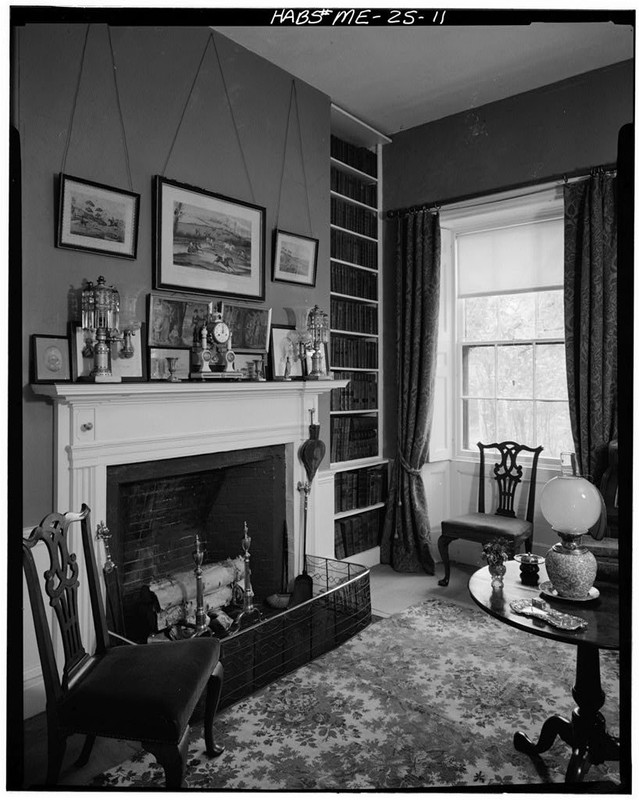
468, 561, 620, 783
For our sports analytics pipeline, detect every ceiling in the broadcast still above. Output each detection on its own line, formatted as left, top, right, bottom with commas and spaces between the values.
214, 20, 634, 137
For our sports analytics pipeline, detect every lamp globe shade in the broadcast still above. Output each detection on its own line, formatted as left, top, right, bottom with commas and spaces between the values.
540, 474, 602, 534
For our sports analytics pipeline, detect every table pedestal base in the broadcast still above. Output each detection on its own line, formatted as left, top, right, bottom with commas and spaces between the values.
513, 644, 619, 782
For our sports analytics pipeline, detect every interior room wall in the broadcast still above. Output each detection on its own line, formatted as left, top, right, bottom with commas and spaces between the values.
17, 24, 330, 527
381, 59, 634, 458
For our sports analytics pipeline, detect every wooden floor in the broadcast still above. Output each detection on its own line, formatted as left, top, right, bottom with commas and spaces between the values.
19, 559, 477, 789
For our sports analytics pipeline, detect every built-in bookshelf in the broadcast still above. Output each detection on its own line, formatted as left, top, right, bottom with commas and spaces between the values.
329, 104, 390, 563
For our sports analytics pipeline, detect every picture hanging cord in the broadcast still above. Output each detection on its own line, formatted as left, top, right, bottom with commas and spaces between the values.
274, 79, 314, 238
60, 24, 134, 192
162, 32, 256, 205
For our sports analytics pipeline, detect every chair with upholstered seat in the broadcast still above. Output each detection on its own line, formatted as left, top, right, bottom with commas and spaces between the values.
438, 441, 543, 587
22, 504, 225, 788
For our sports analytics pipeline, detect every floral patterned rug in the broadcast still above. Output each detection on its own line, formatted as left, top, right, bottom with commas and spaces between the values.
93, 599, 620, 790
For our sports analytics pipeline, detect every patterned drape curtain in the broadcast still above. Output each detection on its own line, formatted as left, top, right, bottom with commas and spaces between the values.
564, 172, 618, 484
380, 210, 440, 573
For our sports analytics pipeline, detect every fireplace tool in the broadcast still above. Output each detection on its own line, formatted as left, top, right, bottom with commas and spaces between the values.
290, 409, 326, 607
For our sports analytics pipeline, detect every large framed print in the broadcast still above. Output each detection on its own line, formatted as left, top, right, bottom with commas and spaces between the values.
272, 229, 318, 287
148, 292, 212, 348
154, 176, 265, 300
221, 302, 271, 354
57, 174, 140, 259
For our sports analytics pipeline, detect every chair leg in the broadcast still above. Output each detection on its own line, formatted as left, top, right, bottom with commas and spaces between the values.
45, 720, 67, 786
143, 727, 190, 789
525, 536, 533, 554
438, 535, 454, 587
74, 733, 96, 767
204, 661, 225, 758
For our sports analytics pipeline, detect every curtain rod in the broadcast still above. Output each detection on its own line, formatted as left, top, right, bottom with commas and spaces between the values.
386, 163, 617, 218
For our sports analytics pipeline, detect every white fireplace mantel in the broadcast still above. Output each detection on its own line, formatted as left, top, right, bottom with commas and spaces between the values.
32, 379, 346, 525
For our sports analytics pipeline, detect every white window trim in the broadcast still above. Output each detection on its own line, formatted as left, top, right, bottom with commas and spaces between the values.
439, 185, 566, 468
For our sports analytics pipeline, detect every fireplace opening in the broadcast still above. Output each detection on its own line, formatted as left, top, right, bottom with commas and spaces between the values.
106, 445, 287, 640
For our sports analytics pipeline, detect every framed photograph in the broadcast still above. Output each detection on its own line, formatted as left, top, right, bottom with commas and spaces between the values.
154, 176, 265, 300
272, 229, 318, 287
57, 174, 140, 259
269, 324, 304, 379
70, 323, 147, 382
221, 302, 272, 354
31, 335, 71, 383
148, 292, 212, 348
149, 347, 191, 381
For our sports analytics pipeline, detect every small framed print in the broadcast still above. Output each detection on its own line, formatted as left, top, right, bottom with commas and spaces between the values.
234, 352, 265, 380
149, 347, 190, 381
272, 229, 318, 287
269, 324, 304, 379
32, 335, 71, 383
70, 323, 147, 381
148, 292, 212, 348
57, 174, 140, 259
221, 302, 272, 354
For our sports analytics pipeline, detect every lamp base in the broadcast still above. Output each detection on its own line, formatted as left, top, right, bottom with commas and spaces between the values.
545, 534, 597, 600
92, 374, 122, 383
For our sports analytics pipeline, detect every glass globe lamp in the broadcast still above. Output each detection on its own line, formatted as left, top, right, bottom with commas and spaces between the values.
540, 452, 602, 599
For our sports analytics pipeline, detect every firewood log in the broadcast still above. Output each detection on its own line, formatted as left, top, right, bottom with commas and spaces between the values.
149, 557, 244, 609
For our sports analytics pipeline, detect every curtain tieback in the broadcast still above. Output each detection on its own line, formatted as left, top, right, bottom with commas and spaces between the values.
398, 450, 422, 476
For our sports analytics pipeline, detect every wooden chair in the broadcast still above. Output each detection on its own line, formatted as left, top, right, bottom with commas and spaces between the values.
22, 504, 225, 788
438, 441, 543, 587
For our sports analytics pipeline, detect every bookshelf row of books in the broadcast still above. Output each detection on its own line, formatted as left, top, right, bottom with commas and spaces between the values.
334, 508, 383, 559
330, 167, 377, 207
330, 371, 378, 411
330, 336, 378, 370
330, 135, 377, 178
331, 228, 378, 270
330, 196, 378, 239
330, 298, 378, 335
330, 415, 378, 463
331, 261, 378, 300
335, 463, 388, 513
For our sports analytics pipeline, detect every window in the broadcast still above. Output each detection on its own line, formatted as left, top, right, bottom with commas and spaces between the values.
450, 190, 573, 460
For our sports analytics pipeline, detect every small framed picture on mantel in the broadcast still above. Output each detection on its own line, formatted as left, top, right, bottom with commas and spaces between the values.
272, 229, 318, 287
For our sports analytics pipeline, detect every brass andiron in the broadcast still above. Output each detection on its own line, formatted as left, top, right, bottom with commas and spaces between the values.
192, 535, 211, 636
234, 522, 262, 630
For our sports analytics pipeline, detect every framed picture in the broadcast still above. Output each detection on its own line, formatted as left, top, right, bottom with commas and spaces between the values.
234, 352, 265, 380
221, 302, 272, 353
154, 176, 265, 300
57, 174, 140, 259
31, 335, 71, 383
148, 292, 212, 348
272, 229, 318, 287
149, 348, 191, 381
269, 324, 304, 379
70, 323, 147, 382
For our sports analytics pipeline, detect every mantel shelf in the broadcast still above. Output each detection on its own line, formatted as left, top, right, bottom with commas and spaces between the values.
31, 378, 349, 403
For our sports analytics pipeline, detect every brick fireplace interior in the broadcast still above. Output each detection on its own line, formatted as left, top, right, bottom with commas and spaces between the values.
106, 444, 287, 638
